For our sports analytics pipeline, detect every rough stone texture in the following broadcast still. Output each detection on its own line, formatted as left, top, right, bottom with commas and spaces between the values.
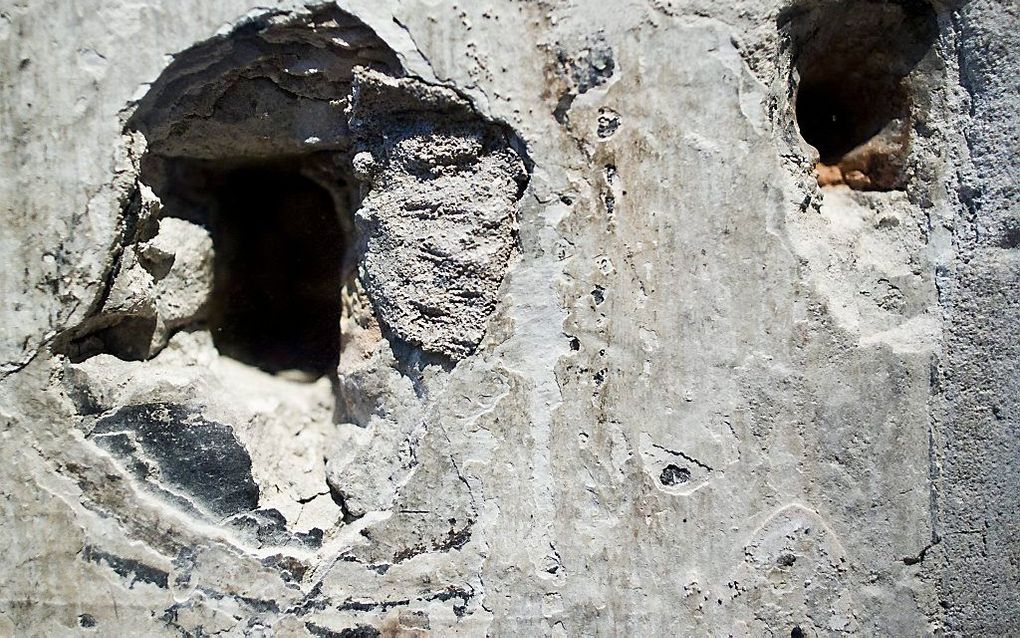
1, 1, 1017, 637
127, 5, 402, 160
935, 1, 1020, 633
351, 69, 528, 358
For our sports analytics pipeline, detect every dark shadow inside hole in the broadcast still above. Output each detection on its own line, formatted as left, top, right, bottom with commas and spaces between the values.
788, 0, 938, 190
206, 165, 346, 377
57, 314, 158, 364
796, 72, 908, 163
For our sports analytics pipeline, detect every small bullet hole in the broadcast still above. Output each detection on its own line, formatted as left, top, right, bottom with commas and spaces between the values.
78, 614, 97, 629
659, 464, 691, 486
597, 108, 620, 139
789, 0, 937, 191
568, 336, 581, 351
778, 553, 797, 567
603, 192, 615, 215
55, 315, 158, 363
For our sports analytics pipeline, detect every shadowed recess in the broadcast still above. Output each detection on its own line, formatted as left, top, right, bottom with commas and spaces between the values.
113, 4, 404, 377
787, 0, 938, 190
207, 165, 345, 376
796, 74, 909, 163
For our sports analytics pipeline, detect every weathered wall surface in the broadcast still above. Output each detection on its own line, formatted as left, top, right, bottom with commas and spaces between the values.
0, 0, 1016, 636
936, 1, 1020, 633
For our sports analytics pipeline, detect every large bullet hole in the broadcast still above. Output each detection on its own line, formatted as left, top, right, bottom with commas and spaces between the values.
61, 5, 526, 376
796, 74, 909, 167
107, 6, 403, 379
787, 0, 938, 190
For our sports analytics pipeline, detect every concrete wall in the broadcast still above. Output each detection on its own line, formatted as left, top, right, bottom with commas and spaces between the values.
0, 0, 1015, 635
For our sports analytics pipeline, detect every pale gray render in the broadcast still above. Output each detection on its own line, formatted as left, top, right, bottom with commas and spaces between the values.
0, 0, 1016, 636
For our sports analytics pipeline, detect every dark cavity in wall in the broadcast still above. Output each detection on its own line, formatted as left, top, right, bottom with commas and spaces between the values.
59, 5, 528, 374
660, 463, 691, 486
116, 6, 403, 378
204, 161, 345, 376
135, 155, 354, 379
785, 0, 938, 190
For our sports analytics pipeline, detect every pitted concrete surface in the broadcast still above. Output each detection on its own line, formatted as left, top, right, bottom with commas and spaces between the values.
0, 0, 1016, 635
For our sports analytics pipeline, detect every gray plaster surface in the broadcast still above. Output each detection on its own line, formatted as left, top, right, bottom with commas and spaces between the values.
0, 0, 1016, 635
